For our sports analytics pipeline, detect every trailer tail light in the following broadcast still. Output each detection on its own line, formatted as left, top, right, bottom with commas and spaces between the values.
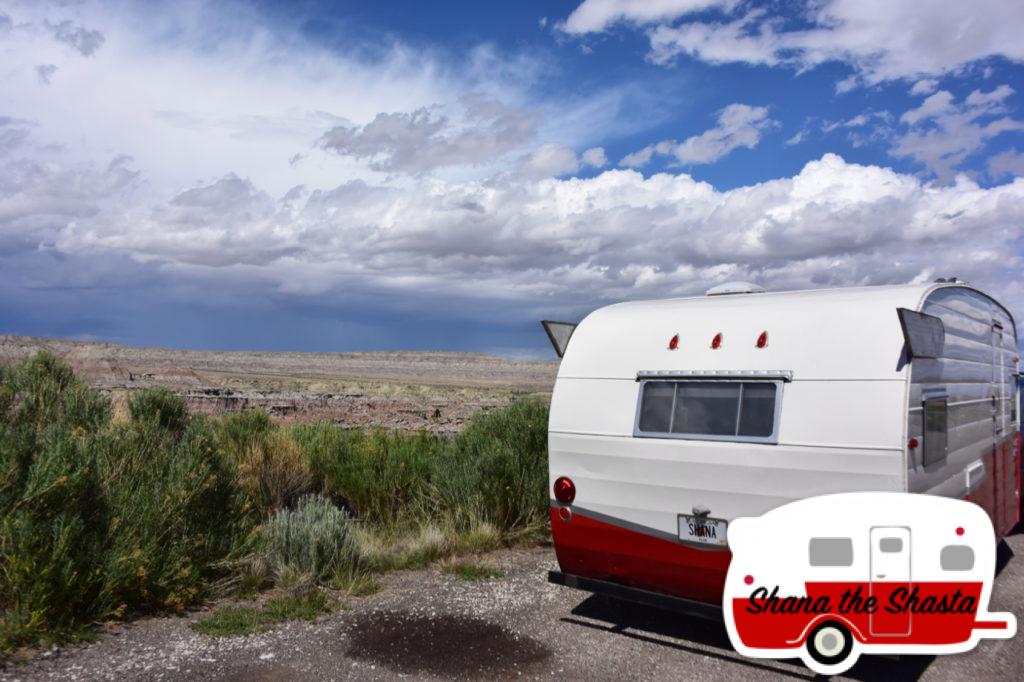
908, 437, 919, 449
553, 476, 575, 504
756, 331, 768, 348
668, 334, 679, 350
711, 333, 722, 349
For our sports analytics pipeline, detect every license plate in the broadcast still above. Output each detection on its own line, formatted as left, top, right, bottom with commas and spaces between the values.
678, 514, 728, 547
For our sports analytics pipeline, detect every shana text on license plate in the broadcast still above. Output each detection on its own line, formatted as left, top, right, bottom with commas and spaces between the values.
678, 514, 728, 547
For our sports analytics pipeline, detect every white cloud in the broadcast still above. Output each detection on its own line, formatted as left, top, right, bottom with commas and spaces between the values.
639, 0, 1024, 85
621, 103, 774, 166
516, 144, 609, 178
581, 146, 608, 168
32, 152, 1022, 333
0, 1, 513, 199
785, 130, 805, 146
560, 0, 734, 34
518, 144, 582, 178
900, 91, 956, 125
648, 11, 779, 68
892, 85, 1024, 181
834, 75, 859, 94
988, 149, 1024, 180
910, 78, 939, 96
319, 97, 538, 174
823, 114, 867, 133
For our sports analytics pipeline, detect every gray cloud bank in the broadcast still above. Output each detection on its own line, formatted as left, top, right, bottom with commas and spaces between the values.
6, 111, 1020, 333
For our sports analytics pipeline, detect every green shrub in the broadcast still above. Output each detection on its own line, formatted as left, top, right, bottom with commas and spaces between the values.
291, 422, 361, 494
92, 418, 248, 615
214, 409, 274, 462
295, 425, 440, 527
0, 353, 249, 651
126, 388, 189, 433
5, 352, 110, 434
257, 494, 359, 588
215, 413, 314, 516
0, 354, 108, 649
434, 399, 549, 533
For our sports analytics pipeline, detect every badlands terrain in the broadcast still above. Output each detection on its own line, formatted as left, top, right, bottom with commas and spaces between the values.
0, 336, 557, 433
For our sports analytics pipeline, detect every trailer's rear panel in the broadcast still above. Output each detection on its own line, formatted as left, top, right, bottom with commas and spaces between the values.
548, 285, 928, 604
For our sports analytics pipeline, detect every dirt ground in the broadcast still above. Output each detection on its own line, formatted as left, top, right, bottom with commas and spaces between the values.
0, 336, 557, 433
5, 533, 1023, 682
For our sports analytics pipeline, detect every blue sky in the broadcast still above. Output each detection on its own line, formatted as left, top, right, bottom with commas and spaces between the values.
1, 0, 1023, 357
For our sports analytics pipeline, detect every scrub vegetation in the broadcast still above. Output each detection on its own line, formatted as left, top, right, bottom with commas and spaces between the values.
190, 591, 334, 637
441, 561, 504, 581
0, 352, 549, 652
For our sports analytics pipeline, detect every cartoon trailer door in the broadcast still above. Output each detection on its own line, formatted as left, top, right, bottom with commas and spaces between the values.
869, 527, 911, 636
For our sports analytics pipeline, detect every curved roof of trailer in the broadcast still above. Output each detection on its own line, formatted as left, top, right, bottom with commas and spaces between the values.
558, 283, 1010, 381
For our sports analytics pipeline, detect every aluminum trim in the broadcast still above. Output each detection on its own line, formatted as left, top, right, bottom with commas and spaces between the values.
636, 369, 793, 382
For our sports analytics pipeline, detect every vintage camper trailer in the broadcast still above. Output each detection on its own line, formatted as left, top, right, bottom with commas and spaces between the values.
724, 492, 1016, 674
543, 282, 1020, 614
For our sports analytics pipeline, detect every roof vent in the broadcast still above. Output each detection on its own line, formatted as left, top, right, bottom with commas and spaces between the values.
706, 281, 766, 296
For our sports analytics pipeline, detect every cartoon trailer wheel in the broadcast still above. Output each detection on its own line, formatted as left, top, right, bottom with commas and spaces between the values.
806, 621, 855, 668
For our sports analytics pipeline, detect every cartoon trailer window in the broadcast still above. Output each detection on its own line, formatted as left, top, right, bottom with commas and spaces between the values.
809, 538, 854, 567
635, 379, 782, 444
922, 394, 948, 467
940, 545, 974, 571
879, 537, 904, 553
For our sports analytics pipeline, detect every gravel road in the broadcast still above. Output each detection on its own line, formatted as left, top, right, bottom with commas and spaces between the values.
5, 534, 1023, 682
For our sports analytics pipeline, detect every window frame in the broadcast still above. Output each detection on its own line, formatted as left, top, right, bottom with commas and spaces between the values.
921, 390, 949, 467
633, 377, 784, 444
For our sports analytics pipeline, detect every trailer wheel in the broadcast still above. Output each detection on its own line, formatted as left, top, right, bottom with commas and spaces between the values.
806, 621, 854, 668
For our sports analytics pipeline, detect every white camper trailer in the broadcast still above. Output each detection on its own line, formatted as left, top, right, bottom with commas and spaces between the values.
544, 282, 1021, 613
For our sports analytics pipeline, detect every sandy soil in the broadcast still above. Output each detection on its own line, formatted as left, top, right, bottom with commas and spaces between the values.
4, 534, 1023, 681
0, 336, 557, 433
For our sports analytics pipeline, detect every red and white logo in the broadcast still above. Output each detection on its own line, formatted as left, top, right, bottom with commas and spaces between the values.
723, 492, 1016, 675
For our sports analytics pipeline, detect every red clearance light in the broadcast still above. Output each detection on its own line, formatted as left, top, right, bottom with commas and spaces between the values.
553, 476, 576, 504
756, 331, 768, 348
668, 334, 679, 350
711, 332, 723, 349
956, 526, 965, 536
908, 437, 919, 449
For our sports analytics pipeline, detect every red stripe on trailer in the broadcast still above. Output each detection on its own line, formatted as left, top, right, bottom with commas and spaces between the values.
549, 506, 731, 605
973, 620, 1009, 630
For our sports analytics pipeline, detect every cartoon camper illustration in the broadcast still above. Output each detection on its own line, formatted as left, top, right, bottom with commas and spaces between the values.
724, 492, 1016, 674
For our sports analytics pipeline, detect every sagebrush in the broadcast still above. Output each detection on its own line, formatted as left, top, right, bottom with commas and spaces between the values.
0, 353, 549, 651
